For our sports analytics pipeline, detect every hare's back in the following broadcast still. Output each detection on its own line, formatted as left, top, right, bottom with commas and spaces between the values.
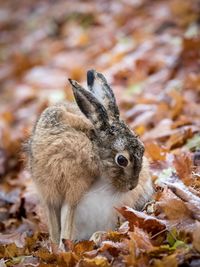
29, 103, 99, 204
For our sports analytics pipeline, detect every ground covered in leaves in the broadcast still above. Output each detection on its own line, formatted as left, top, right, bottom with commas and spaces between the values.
0, 0, 200, 266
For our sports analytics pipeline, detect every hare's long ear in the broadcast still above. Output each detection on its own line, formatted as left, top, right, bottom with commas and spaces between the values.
69, 79, 109, 131
87, 70, 119, 121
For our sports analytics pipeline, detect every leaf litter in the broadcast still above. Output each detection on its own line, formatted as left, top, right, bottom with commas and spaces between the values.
0, 0, 200, 266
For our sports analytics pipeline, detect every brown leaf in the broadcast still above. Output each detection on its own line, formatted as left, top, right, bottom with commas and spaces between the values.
166, 128, 193, 150
168, 90, 184, 119
171, 115, 192, 129
153, 254, 178, 267
73, 240, 95, 256
129, 227, 156, 254
145, 142, 168, 161
181, 37, 200, 64
143, 122, 198, 142
173, 153, 193, 184
58, 251, 78, 266
78, 256, 110, 267
34, 247, 56, 263
124, 234, 150, 267
166, 181, 200, 221
0, 243, 22, 258
117, 207, 166, 235
155, 187, 192, 221
99, 240, 128, 257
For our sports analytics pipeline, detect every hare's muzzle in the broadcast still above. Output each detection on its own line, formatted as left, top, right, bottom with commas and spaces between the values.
128, 185, 135, 191
128, 177, 139, 191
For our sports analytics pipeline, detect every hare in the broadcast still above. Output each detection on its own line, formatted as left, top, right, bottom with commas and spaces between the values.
27, 70, 153, 245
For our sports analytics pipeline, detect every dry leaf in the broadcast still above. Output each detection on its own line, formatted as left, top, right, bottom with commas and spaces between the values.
0, 232, 27, 248
173, 153, 192, 184
78, 256, 110, 267
145, 142, 168, 161
129, 227, 156, 254
166, 128, 193, 149
155, 187, 192, 220
117, 207, 166, 234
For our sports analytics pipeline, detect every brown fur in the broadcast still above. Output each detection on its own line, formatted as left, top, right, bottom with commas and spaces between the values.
29, 103, 100, 243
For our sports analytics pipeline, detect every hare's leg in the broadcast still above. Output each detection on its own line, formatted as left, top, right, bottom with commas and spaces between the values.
45, 203, 61, 244
60, 202, 75, 245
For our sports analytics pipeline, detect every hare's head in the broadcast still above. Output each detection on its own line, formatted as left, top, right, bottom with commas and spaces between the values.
69, 70, 144, 192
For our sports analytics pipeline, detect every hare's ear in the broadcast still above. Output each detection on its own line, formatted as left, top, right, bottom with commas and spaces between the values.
87, 70, 119, 121
69, 79, 109, 131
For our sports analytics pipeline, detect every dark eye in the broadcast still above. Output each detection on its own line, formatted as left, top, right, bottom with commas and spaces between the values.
109, 125, 115, 134
115, 154, 128, 167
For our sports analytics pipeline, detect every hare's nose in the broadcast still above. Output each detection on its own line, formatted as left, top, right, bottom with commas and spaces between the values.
128, 185, 134, 190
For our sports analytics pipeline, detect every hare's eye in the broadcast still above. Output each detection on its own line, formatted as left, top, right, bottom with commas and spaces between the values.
109, 125, 115, 135
115, 154, 128, 167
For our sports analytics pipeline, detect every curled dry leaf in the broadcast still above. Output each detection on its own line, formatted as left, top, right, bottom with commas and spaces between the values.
117, 206, 166, 235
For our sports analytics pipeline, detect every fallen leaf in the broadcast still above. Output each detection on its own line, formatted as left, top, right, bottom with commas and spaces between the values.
78, 256, 110, 267
166, 181, 200, 221
73, 240, 95, 256
0, 232, 27, 248
145, 142, 168, 161
173, 153, 193, 184
34, 247, 56, 263
155, 187, 192, 221
153, 254, 178, 267
117, 206, 166, 235
166, 128, 193, 149
129, 227, 156, 254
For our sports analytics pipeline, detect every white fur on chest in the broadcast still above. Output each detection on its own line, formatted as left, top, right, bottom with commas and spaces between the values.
73, 179, 123, 240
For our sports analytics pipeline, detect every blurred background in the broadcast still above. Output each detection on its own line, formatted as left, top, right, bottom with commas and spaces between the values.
0, 0, 200, 242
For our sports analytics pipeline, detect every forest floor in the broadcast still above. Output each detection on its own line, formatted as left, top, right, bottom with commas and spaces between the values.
0, 0, 200, 266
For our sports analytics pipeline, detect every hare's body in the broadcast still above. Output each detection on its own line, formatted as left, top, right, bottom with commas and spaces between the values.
29, 103, 100, 242
28, 70, 153, 245
30, 103, 99, 206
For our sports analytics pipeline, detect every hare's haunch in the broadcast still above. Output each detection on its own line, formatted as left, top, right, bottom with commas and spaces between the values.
27, 70, 153, 245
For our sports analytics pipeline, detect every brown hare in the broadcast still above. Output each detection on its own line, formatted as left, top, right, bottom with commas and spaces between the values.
27, 70, 153, 245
